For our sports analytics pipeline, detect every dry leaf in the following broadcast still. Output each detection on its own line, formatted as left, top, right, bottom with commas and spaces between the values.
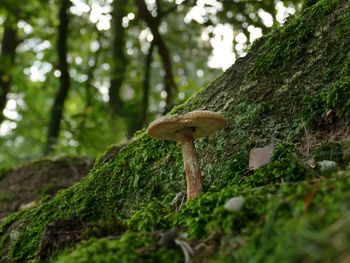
248, 144, 274, 170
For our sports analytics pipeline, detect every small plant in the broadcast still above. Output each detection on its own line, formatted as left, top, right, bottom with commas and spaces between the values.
302, 77, 350, 127
321, 77, 350, 119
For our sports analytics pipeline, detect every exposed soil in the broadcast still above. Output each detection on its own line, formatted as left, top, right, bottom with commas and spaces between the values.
0, 156, 93, 219
297, 118, 350, 158
38, 214, 86, 261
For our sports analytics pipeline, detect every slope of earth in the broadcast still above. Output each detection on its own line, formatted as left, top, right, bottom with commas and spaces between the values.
1, 0, 350, 262
0, 157, 93, 219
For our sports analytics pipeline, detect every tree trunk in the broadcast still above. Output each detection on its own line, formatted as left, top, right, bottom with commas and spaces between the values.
139, 41, 154, 128
135, 0, 177, 112
0, 18, 18, 125
127, 41, 154, 135
45, 0, 70, 154
108, 0, 128, 115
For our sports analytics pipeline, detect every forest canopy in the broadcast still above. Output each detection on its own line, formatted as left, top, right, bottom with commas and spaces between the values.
0, 0, 301, 168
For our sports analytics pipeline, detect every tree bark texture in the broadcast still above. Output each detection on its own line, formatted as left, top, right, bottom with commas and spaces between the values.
0, 18, 18, 125
109, 0, 128, 115
139, 41, 154, 129
45, 0, 70, 154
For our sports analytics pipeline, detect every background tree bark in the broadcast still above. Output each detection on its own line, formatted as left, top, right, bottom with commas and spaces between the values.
45, 0, 70, 154
109, 0, 128, 115
0, 17, 18, 125
127, 41, 154, 135
135, 0, 177, 113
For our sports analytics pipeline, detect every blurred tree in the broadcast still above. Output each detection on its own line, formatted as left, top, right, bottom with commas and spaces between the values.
45, 0, 71, 154
109, 0, 128, 115
0, 16, 18, 125
136, 40, 154, 133
135, 0, 177, 113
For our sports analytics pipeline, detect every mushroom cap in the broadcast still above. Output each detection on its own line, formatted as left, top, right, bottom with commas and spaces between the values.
147, 110, 227, 141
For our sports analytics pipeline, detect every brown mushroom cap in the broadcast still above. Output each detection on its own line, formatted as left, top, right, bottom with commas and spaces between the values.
147, 110, 227, 141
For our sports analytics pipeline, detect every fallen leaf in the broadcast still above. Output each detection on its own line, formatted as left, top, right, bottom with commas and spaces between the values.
249, 144, 274, 170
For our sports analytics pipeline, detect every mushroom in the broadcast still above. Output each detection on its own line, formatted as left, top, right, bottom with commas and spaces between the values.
147, 110, 227, 200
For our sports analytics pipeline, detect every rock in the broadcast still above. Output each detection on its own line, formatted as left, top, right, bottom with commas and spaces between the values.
19, 200, 39, 210
224, 196, 245, 212
318, 160, 338, 172
158, 229, 177, 249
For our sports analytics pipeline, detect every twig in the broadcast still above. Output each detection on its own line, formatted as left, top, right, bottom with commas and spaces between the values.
175, 239, 194, 263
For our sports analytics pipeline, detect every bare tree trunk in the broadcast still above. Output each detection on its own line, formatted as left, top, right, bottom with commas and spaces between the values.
45, 0, 70, 154
135, 0, 177, 112
139, 41, 154, 128
76, 30, 102, 144
0, 18, 18, 125
127, 41, 154, 135
109, 0, 128, 115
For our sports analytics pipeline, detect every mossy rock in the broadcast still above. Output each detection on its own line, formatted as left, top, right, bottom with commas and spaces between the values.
0, 156, 93, 219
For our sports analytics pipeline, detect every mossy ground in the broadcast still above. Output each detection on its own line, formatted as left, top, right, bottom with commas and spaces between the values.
1, 0, 350, 262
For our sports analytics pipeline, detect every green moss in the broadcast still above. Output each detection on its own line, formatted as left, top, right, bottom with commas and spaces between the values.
302, 77, 350, 127
252, 0, 342, 76
322, 77, 350, 119
127, 201, 174, 232
244, 144, 312, 187
212, 171, 350, 263
254, 16, 313, 75
0, 134, 185, 262
54, 232, 182, 263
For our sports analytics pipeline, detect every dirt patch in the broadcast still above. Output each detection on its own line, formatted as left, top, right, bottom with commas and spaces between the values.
0, 157, 93, 219
38, 214, 85, 261
297, 118, 350, 158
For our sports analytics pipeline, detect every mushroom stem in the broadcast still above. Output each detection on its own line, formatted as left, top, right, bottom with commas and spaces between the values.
178, 128, 202, 200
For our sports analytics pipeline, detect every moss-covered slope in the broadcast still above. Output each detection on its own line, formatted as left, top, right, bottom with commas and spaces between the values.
1, 0, 350, 262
